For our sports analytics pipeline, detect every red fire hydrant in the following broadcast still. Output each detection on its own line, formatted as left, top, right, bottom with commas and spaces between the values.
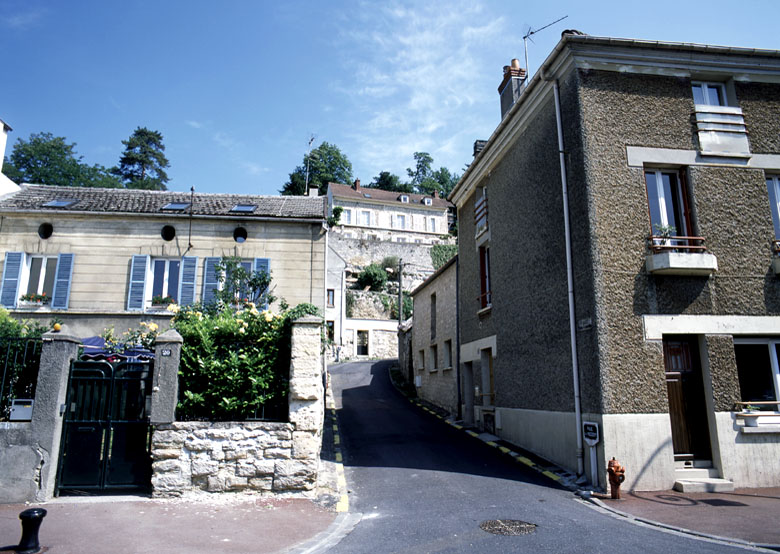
607, 457, 626, 499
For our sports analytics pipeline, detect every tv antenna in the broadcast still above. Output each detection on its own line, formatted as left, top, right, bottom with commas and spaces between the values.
523, 15, 568, 78
304, 134, 316, 189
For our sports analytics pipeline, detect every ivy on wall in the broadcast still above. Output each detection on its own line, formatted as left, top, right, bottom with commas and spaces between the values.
430, 244, 457, 270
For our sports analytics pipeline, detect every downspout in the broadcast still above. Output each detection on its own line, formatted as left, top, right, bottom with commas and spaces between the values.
456, 254, 462, 420
552, 79, 584, 477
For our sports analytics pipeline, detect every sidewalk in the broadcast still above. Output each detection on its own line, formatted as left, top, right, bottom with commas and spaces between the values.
0, 494, 336, 554
592, 487, 780, 549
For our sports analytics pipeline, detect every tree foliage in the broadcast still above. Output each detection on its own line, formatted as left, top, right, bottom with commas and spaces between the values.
113, 127, 170, 190
2, 132, 121, 188
431, 244, 458, 270
368, 171, 411, 193
281, 141, 353, 196
356, 263, 388, 291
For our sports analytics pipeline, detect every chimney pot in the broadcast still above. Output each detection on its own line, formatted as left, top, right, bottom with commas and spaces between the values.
433, 190, 439, 199
499, 58, 528, 119
354, 179, 361, 190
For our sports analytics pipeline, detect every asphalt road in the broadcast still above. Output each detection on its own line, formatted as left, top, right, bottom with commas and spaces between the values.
328, 359, 753, 553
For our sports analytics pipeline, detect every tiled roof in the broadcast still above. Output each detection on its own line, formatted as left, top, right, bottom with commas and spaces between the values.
0, 185, 327, 220
328, 182, 451, 209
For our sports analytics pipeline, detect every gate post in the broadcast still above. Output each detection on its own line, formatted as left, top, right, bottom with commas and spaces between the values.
149, 329, 183, 424
31, 325, 81, 502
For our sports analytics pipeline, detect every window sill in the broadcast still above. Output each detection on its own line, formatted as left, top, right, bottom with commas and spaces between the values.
442, 366, 453, 372
429, 368, 438, 373
477, 305, 492, 317
646, 252, 718, 276
740, 425, 780, 434
15, 302, 52, 312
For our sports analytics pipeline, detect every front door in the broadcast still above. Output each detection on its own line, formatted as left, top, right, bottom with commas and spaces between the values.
663, 336, 712, 461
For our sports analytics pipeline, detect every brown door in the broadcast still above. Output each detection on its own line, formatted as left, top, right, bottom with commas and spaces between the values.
663, 336, 712, 461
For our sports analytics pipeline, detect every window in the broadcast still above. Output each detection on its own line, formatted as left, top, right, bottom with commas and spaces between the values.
395, 214, 406, 229
692, 82, 727, 106
43, 199, 76, 208
444, 339, 452, 369
400, 195, 409, 203
423, 198, 433, 206
327, 289, 335, 307
325, 321, 335, 341
734, 339, 780, 411
343, 209, 352, 225
479, 245, 491, 309
645, 169, 693, 245
199, 257, 270, 307
0, 252, 74, 309
127, 255, 198, 311
430, 345, 438, 371
430, 293, 437, 340
415, 239, 422, 244
429, 218, 436, 233
418, 349, 426, 372
475, 187, 488, 235
360, 210, 371, 226
161, 202, 190, 211
396, 237, 406, 243
357, 330, 369, 356
766, 175, 780, 241
230, 204, 256, 213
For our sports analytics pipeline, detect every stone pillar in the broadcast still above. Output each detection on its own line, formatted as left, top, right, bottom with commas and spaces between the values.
284, 315, 324, 490
32, 326, 81, 502
149, 329, 183, 424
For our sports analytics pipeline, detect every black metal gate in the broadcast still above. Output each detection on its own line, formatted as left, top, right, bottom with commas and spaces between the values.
57, 359, 153, 494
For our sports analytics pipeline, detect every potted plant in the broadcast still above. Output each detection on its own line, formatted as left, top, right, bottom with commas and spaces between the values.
151, 295, 176, 308
18, 292, 51, 308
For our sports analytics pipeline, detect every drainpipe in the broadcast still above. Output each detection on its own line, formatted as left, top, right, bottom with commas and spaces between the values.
552, 79, 584, 478
456, 254, 462, 420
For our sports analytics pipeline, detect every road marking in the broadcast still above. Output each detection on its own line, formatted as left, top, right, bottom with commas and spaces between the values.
466, 430, 479, 437
332, 424, 339, 432
499, 447, 511, 454
486, 441, 498, 447
517, 456, 534, 466
334, 434, 340, 445
335, 452, 342, 463
542, 471, 561, 481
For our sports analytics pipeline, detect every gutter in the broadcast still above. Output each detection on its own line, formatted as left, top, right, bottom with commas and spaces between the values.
0, 209, 325, 224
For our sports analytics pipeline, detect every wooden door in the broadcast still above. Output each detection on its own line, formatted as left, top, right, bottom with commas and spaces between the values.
663, 336, 712, 461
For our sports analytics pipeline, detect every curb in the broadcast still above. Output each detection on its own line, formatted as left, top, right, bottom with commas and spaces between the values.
583, 494, 780, 552
324, 388, 350, 513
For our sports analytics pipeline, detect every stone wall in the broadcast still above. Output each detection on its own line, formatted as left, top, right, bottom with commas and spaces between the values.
151, 316, 324, 497
151, 422, 317, 494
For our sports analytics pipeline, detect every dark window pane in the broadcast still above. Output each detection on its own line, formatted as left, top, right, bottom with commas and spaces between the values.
706, 85, 723, 106
692, 84, 705, 104
735, 344, 777, 406
43, 258, 58, 297
152, 260, 165, 298
167, 261, 180, 301
767, 178, 780, 238
27, 257, 42, 295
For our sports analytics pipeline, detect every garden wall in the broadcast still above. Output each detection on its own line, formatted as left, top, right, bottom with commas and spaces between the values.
151, 315, 324, 497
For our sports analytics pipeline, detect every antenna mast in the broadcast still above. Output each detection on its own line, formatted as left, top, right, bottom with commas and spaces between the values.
523, 15, 568, 78
304, 134, 315, 190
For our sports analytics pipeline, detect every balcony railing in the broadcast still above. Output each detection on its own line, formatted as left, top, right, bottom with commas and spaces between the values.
648, 235, 707, 253
475, 195, 488, 235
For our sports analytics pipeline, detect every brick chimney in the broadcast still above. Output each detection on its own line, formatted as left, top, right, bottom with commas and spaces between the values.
498, 58, 527, 120
432, 190, 439, 199
473, 139, 487, 157
353, 179, 361, 191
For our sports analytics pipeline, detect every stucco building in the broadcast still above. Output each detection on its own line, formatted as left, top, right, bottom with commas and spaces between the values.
411, 255, 458, 414
450, 34, 780, 491
327, 180, 451, 244
0, 185, 327, 336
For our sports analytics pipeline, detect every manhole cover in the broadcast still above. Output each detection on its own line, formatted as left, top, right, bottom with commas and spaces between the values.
479, 519, 537, 536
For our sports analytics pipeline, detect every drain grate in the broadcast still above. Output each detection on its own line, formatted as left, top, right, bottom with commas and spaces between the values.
479, 519, 537, 536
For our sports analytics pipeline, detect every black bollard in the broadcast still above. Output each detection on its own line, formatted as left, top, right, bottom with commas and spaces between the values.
16, 508, 47, 554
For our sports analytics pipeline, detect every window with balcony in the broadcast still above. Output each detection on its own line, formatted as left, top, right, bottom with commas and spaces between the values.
644, 169, 717, 276
0, 252, 74, 310
766, 175, 780, 255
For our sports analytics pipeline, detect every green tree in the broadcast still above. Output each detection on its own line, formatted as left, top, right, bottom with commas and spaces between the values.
113, 127, 170, 190
281, 141, 353, 196
2, 132, 121, 188
404, 152, 459, 197
369, 171, 411, 193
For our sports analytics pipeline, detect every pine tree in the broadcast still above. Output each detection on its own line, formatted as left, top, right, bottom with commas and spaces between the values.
114, 127, 170, 190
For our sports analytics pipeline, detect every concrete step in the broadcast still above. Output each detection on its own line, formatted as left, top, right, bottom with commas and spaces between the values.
674, 467, 719, 479
673, 478, 735, 493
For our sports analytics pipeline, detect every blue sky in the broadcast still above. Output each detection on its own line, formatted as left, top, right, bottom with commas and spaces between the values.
1, 0, 779, 195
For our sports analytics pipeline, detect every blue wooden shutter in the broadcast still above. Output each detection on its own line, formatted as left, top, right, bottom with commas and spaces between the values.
202, 257, 221, 305
0, 252, 23, 308
127, 255, 149, 311
50, 253, 74, 310
253, 257, 270, 308
178, 256, 198, 306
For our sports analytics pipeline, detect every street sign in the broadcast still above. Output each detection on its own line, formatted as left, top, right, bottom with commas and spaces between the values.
583, 421, 600, 446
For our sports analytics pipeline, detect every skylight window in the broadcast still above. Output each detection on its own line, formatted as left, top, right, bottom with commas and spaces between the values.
162, 202, 190, 211
43, 199, 76, 208
230, 204, 257, 213
363, 193, 372, 198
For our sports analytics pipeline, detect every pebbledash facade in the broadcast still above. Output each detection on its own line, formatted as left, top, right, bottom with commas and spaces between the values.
0, 185, 327, 337
451, 34, 780, 491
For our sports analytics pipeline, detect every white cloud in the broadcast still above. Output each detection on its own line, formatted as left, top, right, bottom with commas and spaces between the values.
186, 120, 203, 129
337, 0, 512, 179
1, 6, 46, 30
